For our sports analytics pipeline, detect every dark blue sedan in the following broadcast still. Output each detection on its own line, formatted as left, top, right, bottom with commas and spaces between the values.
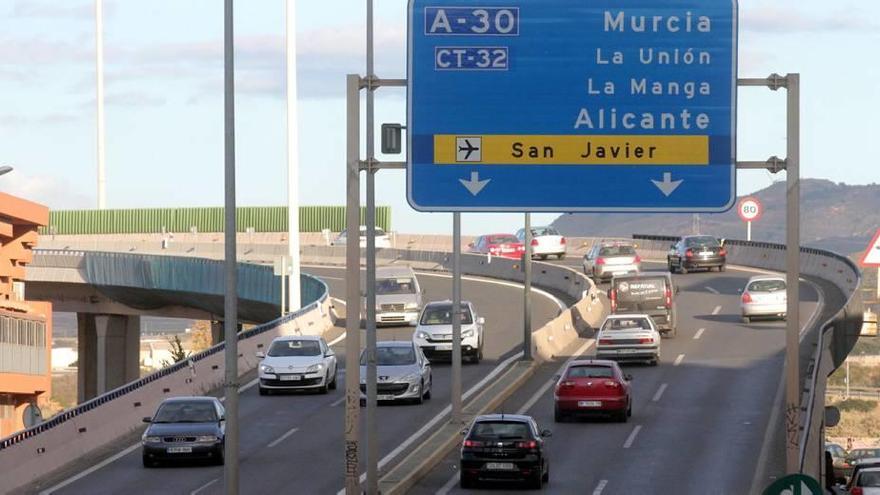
141, 396, 225, 467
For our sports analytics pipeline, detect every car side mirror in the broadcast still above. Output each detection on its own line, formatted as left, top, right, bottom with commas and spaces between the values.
255, 351, 265, 359
552, 374, 561, 381
625, 374, 633, 381
477, 317, 485, 325
737, 288, 743, 293
540, 429, 552, 438
460, 428, 469, 436
325, 350, 335, 357
219, 415, 226, 422
142, 417, 152, 424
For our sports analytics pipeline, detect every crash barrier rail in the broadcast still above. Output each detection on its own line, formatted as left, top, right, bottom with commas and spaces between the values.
826, 387, 880, 400
0, 267, 331, 494
632, 234, 864, 477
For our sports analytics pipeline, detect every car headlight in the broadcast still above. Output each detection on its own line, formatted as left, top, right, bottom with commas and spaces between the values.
260, 364, 274, 374
415, 331, 430, 340
143, 436, 162, 444
462, 329, 475, 338
405, 302, 419, 310
195, 435, 219, 443
307, 363, 325, 373
400, 372, 421, 383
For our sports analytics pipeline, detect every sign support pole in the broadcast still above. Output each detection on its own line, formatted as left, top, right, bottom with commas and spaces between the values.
452, 212, 462, 424
523, 213, 532, 361
344, 74, 362, 495
747, 220, 752, 242
281, 256, 287, 316
784, 73, 801, 474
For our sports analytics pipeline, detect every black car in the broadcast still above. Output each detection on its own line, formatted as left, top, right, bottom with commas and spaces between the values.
667, 235, 727, 273
141, 396, 226, 467
460, 414, 551, 489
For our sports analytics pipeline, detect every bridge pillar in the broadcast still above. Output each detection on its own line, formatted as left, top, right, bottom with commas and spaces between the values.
210, 320, 242, 345
77, 314, 141, 402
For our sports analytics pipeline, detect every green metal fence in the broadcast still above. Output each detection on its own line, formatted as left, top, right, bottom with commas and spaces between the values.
40, 206, 391, 234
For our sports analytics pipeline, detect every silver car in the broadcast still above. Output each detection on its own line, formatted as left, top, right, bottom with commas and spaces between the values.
374, 266, 423, 326
740, 276, 787, 323
595, 314, 661, 366
583, 242, 641, 282
359, 341, 432, 405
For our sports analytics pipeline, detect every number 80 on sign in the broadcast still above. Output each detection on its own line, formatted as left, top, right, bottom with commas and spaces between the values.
738, 197, 763, 223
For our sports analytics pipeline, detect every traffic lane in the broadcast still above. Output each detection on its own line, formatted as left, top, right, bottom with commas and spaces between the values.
52, 268, 562, 494
412, 268, 820, 494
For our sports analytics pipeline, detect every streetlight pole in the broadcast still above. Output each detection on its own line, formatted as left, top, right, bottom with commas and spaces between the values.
286, 0, 302, 313
95, 0, 106, 209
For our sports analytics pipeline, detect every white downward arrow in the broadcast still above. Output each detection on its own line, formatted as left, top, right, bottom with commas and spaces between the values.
459, 171, 490, 196
651, 172, 684, 197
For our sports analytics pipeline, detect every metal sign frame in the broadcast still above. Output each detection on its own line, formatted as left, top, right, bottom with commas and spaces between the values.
859, 229, 880, 268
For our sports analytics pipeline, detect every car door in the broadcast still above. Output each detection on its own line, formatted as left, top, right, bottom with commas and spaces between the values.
417, 345, 431, 388
583, 246, 596, 272
320, 339, 336, 375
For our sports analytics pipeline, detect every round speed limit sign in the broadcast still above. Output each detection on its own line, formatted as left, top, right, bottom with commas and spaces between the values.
738, 197, 763, 222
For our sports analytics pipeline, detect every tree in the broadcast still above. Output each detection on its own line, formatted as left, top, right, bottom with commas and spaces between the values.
161, 334, 189, 367
190, 320, 213, 353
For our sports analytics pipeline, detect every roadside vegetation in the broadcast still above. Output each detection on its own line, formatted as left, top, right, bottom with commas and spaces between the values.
829, 362, 880, 388
827, 398, 880, 438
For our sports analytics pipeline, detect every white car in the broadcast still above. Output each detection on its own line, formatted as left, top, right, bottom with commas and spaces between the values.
256, 335, 338, 395
413, 301, 485, 363
595, 314, 661, 366
740, 276, 787, 323
847, 466, 880, 494
516, 226, 567, 260
332, 226, 391, 249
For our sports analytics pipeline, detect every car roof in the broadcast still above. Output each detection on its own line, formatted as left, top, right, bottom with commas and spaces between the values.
474, 414, 533, 423
272, 334, 321, 342
376, 266, 415, 277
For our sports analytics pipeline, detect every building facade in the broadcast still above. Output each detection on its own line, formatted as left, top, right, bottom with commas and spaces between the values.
0, 192, 51, 438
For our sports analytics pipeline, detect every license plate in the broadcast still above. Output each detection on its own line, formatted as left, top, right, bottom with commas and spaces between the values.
434, 344, 452, 351
578, 400, 602, 408
377, 394, 395, 401
618, 349, 641, 354
167, 446, 192, 454
612, 270, 628, 275
700, 251, 712, 256
280, 375, 302, 381
485, 462, 516, 471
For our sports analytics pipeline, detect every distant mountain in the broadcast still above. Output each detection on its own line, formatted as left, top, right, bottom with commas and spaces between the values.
550, 179, 880, 256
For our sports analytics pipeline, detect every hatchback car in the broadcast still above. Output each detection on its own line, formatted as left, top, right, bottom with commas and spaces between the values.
667, 235, 727, 273
846, 466, 880, 495
141, 397, 225, 467
460, 414, 551, 489
582, 242, 641, 282
595, 314, 661, 365
554, 360, 632, 423
373, 265, 423, 326
515, 226, 567, 260
332, 226, 391, 249
256, 335, 338, 395
740, 275, 787, 323
413, 300, 485, 363
468, 234, 526, 260
359, 341, 432, 405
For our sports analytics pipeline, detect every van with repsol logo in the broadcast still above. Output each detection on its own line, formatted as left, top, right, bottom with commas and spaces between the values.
608, 272, 678, 338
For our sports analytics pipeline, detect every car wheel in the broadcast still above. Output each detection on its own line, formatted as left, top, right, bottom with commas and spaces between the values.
742, 316, 751, 324
460, 472, 475, 489
329, 370, 338, 390
667, 327, 677, 339
142, 455, 154, 468
679, 264, 688, 274
258, 386, 269, 396
627, 401, 633, 418
528, 469, 543, 489
539, 254, 548, 261
214, 446, 225, 466
414, 381, 425, 405
617, 409, 629, 423
718, 264, 726, 272
650, 357, 659, 366
542, 461, 550, 482
359, 398, 366, 407
557, 253, 565, 260
667, 262, 675, 273
424, 375, 432, 400
318, 374, 330, 394
554, 406, 565, 423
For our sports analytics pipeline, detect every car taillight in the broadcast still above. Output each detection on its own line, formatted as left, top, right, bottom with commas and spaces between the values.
685, 249, 694, 258
599, 338, 614, 345
742, 292, 752, 303
561, 237, 567, 245
638, 337, 653, 344
489, 247, 499, 254
634, 255, 641, 264
719, 248, 727, 256
516, 440, 538, 449
595, 257, 606, 265
665, 288, 672, 309
610, 290, 617, 311
531, 239, 539, 246
852, 488, 864, 495
463, 439, 483, 448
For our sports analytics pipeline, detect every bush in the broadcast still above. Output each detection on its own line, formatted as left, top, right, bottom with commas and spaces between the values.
833, 399, 877, 413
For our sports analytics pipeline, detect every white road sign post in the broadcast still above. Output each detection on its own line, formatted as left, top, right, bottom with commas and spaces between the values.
738, 197, 762, 241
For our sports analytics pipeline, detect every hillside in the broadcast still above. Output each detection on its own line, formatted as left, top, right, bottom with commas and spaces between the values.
550, 179, 880, 255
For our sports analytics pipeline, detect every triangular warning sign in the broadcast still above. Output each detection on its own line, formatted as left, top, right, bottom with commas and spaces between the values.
861, 229, 880, 267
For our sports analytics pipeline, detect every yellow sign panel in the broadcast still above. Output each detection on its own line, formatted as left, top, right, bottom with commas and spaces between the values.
434, 135, 709, 165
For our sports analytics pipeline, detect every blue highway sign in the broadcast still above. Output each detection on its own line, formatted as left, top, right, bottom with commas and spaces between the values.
407, 0, 738, 212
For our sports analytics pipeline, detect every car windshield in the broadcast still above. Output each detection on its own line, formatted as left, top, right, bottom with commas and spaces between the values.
488, 235, 518, 244
469, 421, 531, 441
858, 472, 880, 487
153, 401, 217, 423
531, 227, 559, 237
567, 365, 614, 379
748, 280, 786, 292
419, 305, 474, 325
376, 277, 416, 295
599, 245, 636, 257
363, 346, 416, 366
685, 236, 720, 248
827, 445, 845, 458
268, 339, 321, 357
603, 317, 652, 331
616, 278, 665, 302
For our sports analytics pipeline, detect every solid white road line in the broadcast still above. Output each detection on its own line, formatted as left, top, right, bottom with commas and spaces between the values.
673, 354, 685, 367
712, 305, 722, 315
190, 478, 219, 495
337, 350, 525, 495
623, 425, 642, 449
705, 286, 720, 295
593, 480, 609, 495
693, 328, 706, 340
417, 272, 567, 312
652, 383, 668, 402
38, 443, 142, 495
267, 427, 299, 448
517, 339, 596, 415
330, 396, 346, 407
436, 471, 460, 495
327, 332, 347, 347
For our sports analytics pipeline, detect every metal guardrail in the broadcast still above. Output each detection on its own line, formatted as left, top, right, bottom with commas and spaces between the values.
0, 275, 329, 452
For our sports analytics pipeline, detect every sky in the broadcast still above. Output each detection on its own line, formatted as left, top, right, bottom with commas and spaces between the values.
0, 0, 878, 235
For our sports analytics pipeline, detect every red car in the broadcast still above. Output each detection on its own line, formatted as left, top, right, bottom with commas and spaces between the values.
553, 359, 632, 423
468, 234, 526, 260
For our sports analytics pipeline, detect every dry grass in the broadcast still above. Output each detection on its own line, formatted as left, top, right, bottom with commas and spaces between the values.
827, 399, 880, 438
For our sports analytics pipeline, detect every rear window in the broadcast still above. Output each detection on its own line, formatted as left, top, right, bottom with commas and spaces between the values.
532, 227, 559, 236
684, 236, 720, 248
567, 365, 614, 379
599, 245, 636, 257
747, 280, 786, 292
615, 278, 666, 301
602, 317, 653, 331
858, 471, 880, 487
488, 235, 519, 244
469, 421, 531, 441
